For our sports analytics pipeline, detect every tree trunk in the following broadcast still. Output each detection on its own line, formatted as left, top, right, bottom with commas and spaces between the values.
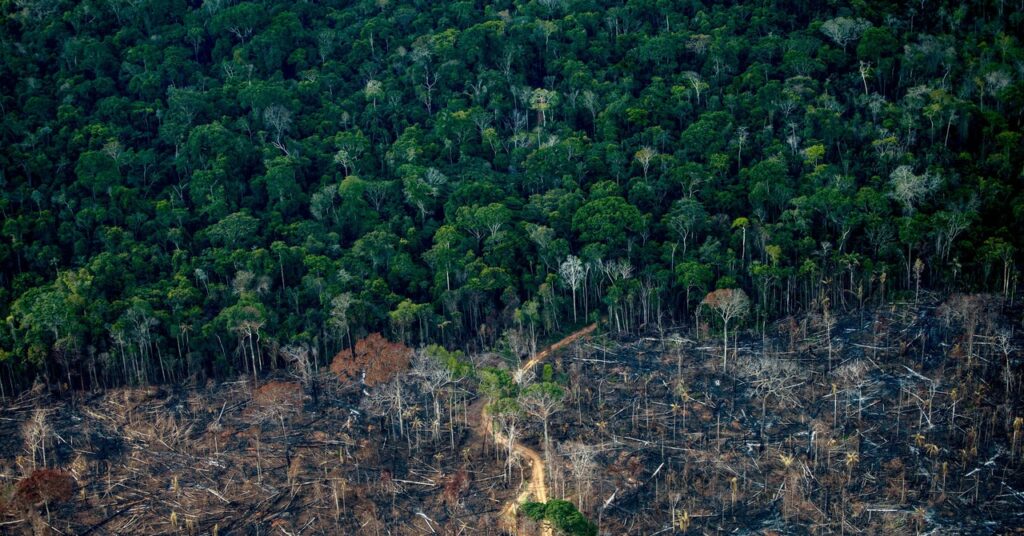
723, 320, 729, 370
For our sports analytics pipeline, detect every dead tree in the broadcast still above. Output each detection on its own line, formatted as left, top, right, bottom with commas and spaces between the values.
21, 408, 51, 470
521, 382, 565, 457
701, 288, 751, 369
330, 333, 412, 387
560, 441, 597, 513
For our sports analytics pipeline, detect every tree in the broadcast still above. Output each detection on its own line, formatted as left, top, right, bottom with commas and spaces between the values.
489, 397, 522, 481
1, 0, 1023, 416
521, 499, 597, 536
457, 203, 511, 251
732, 217, 750, 264
820, 17, 871, 53
219, 300, 266, 384
364, 79, 384, 110
681, 71, 707, 105
981, 238, 1015, 299
530, 88, 558, 127
889, 166, 939, 214
252, 380, 304, 431
21, 409, 51, 469
560, 441, 597, 512
933, 200, 978, 262
559, 255, 584, 323
675, 261, 713, 312
634, 146, 656, 181
330, 333, 412, 387
701, 288, 750, 369
14, 469, 74, 518
521, 382, 565, 456
206, 211, 260, 248
389, 299, 429, 344
665, 198, 707, 260
572, 196, 645, 258
425, 225, 464, 292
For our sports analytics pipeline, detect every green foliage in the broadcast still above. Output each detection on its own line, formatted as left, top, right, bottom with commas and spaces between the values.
479, 367, 517, 401
523, 382, 564, 404
520, 500, 597, 536
0, 0, 1020, 391
572, 196, 646, 257
424, 344, 473, 379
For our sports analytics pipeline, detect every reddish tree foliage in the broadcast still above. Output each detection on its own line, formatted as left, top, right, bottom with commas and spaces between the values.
701, 288, 751, 367
443, 469, 471, 505
15, 469, 74, 508
253, 380, 304, 409
250, 380, 305, 428
330, 333, 412, 387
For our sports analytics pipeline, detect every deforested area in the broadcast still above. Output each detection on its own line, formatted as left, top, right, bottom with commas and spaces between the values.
1, 296, 1021, 534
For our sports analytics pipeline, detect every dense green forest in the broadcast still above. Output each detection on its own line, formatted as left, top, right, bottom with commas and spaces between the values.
0, 0, 1021, 393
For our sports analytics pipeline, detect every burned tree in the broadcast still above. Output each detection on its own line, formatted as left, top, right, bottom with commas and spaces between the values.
13, 468, 74, 523
249, 380, 305, 483
252, 380, 304, 431
330, 333, 412, 387
522, 382, 565, 457
560, 441, 597, 513
21, 408, 51, 470
701, 288, 750, 369
937, 294, 995, 364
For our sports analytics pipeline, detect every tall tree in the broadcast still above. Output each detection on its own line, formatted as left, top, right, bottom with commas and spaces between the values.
701, 288, 751, 369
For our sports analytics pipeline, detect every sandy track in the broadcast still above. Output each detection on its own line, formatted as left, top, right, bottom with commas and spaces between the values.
485, 324, 597, 536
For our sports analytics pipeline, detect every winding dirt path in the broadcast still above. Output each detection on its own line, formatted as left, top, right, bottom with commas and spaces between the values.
485, 324, 597, 536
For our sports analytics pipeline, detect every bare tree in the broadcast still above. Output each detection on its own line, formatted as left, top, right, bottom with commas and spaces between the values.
997, 330, 1016, 397
262, 105, 292, 148
858, 61, 872, 95
559, 255, 584, 323
489, 398, 522, 482
682, 71, 707, 105
21, 408, 51, 469
934, 199, 978, 261
701, 289, 751, 369
738, 355, 806, 438
820, 17, 871, 52
411, 351, 453, 440
889, 165, 939, 214
735, 126, 749, 165
560, 441, 597, 512
634, 146, 656, 181
521, 382, 565, 457
822, 297, 836, 369
281, 344, 314, 391
328, 292, 353, 351
833, 359, 871, 425
937, 294, 993, 363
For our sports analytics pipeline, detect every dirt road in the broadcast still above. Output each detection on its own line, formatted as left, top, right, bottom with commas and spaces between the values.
486, 323, 597, 536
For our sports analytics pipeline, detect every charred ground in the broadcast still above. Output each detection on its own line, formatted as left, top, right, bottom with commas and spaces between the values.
1, 295, 1022, 535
